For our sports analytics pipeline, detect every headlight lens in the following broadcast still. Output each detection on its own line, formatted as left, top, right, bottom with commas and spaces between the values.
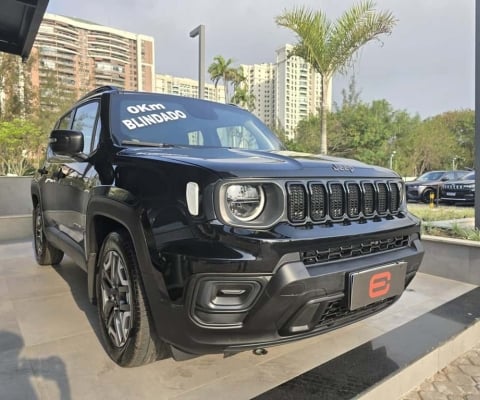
225, 184, 265, 222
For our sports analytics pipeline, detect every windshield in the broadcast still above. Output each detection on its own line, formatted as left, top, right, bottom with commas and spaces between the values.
462, 172, 475, 180
110, 93, 283, 151
416, 171, 445, 181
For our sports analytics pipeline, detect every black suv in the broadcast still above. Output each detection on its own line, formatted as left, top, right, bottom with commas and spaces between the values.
441, 171, 476, 205
31, 87, 424, 367
406, 170, 470, 203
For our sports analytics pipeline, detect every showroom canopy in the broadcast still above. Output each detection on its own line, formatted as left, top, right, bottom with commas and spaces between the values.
0, 0, 49, 60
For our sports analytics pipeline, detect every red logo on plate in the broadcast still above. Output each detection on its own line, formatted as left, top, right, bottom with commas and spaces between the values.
369, 271, 391, 298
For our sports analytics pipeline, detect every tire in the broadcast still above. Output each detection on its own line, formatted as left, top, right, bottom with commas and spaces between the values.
421, 188, 436, 203
95, 230, 168, 367
33, 203, 64, 265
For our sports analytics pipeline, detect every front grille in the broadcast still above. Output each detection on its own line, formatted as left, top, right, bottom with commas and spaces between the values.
347, 183, 360, 217
310, 184, 327, 221
329, 183, 344, 219
377, 183, 388, 214
363, 183, 375, 215
287, 184, 306, 222
301, 235, 410, 265
287, 180, 402, 224
316, 297, 395, 330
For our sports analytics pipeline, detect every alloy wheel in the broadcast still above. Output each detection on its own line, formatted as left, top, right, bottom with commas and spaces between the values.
100, 250, 132, 348
34, 208, 44, 256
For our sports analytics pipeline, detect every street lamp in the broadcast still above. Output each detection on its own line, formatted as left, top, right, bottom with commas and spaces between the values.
189, 25, 205, 99
389, 151, 396, 170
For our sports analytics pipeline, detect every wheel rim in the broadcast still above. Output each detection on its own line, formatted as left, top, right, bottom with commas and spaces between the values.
100, 250, 132, 348
423, 190, 434, 202
34, 208, 44, 256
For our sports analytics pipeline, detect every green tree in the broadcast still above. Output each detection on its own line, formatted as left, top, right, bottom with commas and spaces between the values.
295, 114, 321, 153
0, 53, 36, 120
399, 116, 458, 176
208, 55, 235, 102
294, 77, 422, 174
434, 110, 475, 169
0, 119, 44, 175
34, 68, 77, 137
276, 1, 396, 154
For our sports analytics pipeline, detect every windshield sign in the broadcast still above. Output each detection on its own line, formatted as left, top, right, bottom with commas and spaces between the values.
111, 94, 283, 151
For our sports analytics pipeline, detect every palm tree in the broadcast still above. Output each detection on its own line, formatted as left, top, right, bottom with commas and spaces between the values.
208, 55, 235, 103
276, 1, 396, 154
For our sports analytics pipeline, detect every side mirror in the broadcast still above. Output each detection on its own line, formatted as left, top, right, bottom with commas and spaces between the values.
440, 177, 449, 181
50, 130, 84, 156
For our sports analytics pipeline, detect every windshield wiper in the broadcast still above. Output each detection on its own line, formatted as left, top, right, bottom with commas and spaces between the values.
121, 140, 175, 148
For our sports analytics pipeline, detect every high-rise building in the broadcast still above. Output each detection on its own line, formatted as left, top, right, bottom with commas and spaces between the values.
31, 13, 155, 94
242, 44, 332, 140
240, 63, 276, 128
155, 74, 225, 103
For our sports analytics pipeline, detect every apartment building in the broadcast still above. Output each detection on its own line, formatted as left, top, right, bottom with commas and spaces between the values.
240, 63, 276, 128
155, 74, 225, 103
242, 44, 332, 140
31, 13, 155, 94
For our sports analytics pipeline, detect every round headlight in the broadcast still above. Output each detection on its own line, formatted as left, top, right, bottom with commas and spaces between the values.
225, 184, 265, 222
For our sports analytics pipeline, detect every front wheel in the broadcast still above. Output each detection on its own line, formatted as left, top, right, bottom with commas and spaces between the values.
96, 230, 168, 367
33, 203, 64, 265
421, 188, 436, 203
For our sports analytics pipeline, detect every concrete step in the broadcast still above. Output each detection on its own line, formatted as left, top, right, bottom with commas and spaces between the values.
0, 215, 31, 242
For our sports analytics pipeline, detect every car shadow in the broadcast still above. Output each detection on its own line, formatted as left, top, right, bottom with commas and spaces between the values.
49, 256, 102, 344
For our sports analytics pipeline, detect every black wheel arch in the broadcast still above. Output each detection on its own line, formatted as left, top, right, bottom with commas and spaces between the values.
86, 193, 170, 309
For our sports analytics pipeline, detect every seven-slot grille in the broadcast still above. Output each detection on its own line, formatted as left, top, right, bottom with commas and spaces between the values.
287, 180, 402, 223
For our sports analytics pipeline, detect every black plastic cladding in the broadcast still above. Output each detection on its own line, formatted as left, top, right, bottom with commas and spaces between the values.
287, 180, 402, 224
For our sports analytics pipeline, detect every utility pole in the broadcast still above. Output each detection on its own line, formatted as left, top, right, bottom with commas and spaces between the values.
189, 25, 205, 99
476, 3, 480, 229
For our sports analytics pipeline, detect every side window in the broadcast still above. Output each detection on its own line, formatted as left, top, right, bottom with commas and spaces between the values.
71, 101, 100, 154
57, 111, 73, 130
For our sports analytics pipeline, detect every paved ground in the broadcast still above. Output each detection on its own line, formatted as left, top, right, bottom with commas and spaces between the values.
403, 344, 480, 400
0, 239, 478, 400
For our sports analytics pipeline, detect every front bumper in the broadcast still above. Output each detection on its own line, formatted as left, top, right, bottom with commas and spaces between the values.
149, 226, 424, 356
406, 188, 422, 201
440, 191, 475, 203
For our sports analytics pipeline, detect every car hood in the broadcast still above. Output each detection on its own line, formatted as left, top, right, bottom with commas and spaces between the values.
443, 179, 475, 186
117, 147, 398, 179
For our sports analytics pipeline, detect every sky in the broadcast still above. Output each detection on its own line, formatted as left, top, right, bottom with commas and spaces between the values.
46, 0, 475, 118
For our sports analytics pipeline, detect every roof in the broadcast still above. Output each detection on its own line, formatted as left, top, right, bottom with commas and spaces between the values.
0, 0, 49, 60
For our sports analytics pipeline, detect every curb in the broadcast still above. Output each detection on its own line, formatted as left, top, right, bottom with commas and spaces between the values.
0, 214, 32, 242
359, 320, 480, 399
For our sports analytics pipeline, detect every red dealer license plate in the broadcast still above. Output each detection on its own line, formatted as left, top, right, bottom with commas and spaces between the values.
349, 262, 407, 311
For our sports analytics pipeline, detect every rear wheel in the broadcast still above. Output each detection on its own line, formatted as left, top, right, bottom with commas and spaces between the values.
33, 203, 64, 265
96, 230, 168, 367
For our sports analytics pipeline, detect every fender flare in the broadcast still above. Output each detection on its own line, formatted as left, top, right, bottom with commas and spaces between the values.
85, 191, 169, 309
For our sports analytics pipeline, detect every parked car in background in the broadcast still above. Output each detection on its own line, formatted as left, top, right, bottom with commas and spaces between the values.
406, 170, 470, 203
440, 171, 476, 205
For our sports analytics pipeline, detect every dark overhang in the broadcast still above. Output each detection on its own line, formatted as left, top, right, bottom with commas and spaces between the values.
0, 0, 49, 60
